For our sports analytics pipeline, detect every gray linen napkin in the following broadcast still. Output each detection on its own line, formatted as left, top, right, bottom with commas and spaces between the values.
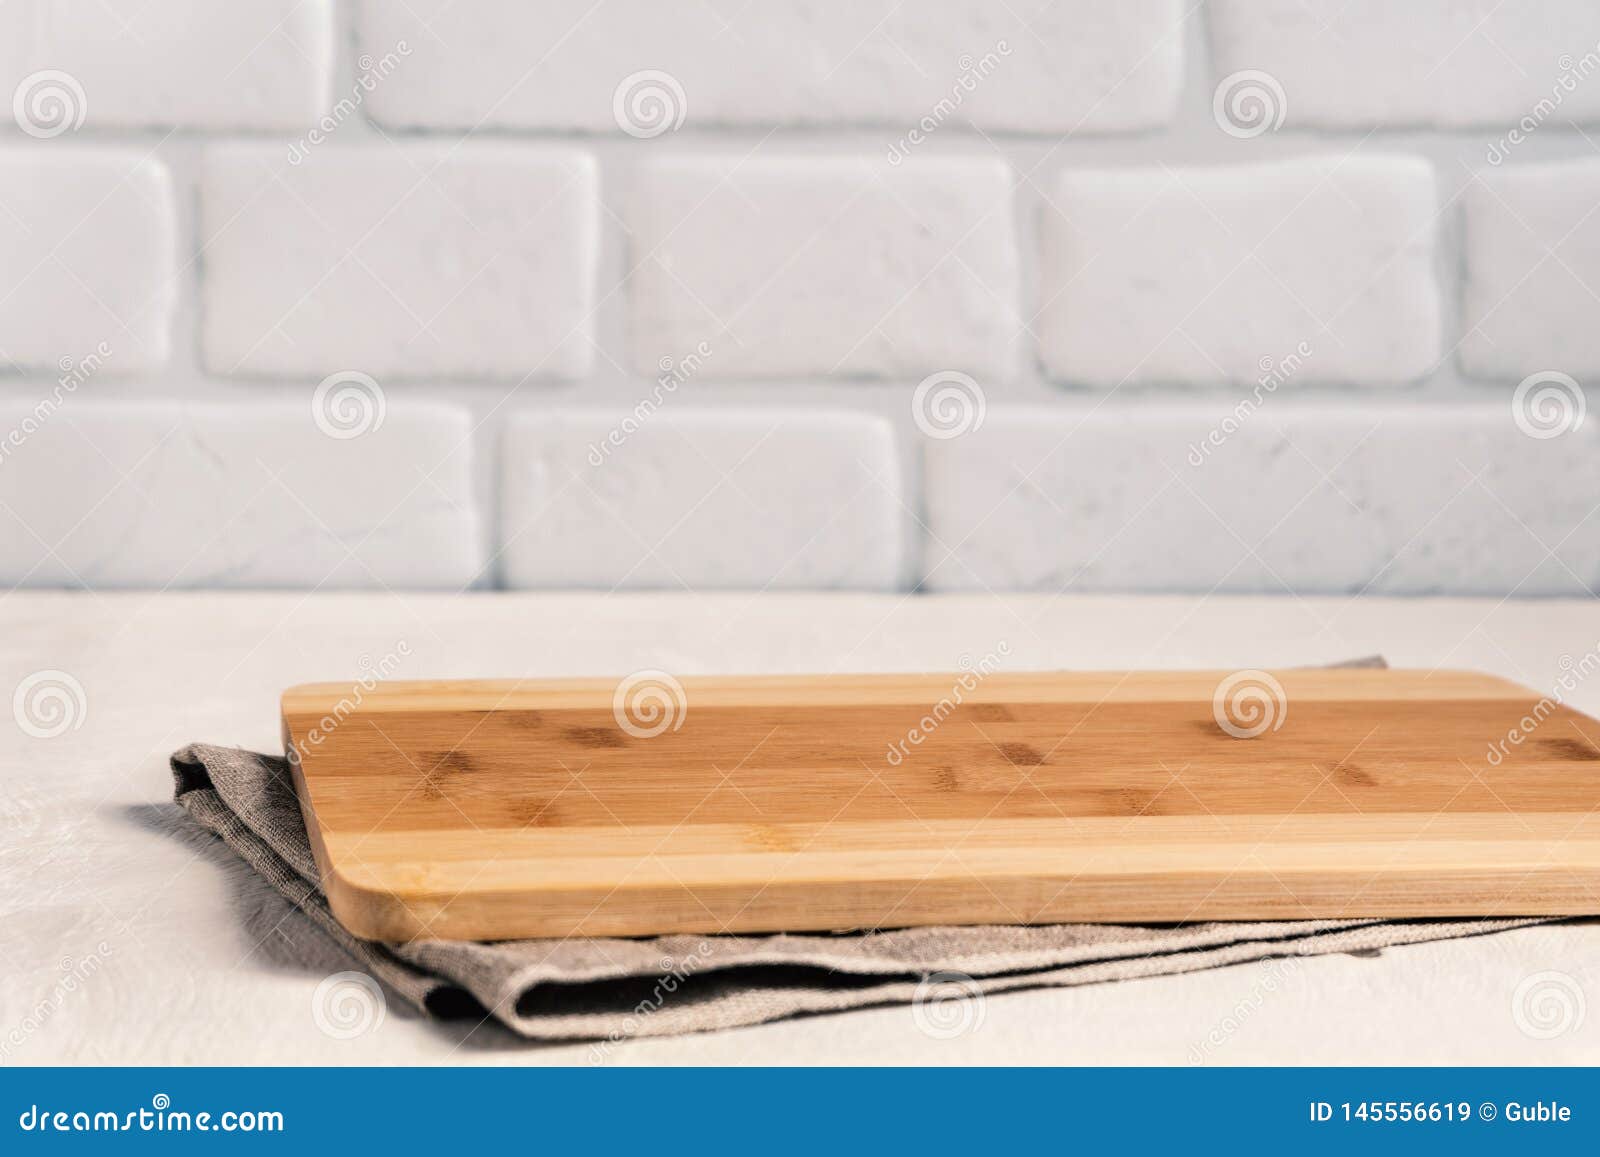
169, 659, 1556, 1043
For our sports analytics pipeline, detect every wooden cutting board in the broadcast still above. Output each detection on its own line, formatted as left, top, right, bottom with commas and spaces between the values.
281, 669, 1600, 941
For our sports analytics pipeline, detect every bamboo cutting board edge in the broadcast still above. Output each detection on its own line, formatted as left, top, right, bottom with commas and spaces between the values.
281, 668, 1600, 941
308, 812, 1600, 941
279, 667, 1536, 711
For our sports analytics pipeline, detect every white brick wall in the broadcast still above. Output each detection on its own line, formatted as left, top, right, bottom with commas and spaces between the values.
0, 401, 480, 588
1210, 0, 1600, 128
2, 0, 334, 131
0, 150, 176, 371
627, 156, 1020, 379
200, 144, 599, 379
1461, 159, 1600, 379
1, 3, 1597, 595
924, 408, 1600, 596
500, 410, 902, 589
360, 0, 1183, 134
1038, 156, 1441, 387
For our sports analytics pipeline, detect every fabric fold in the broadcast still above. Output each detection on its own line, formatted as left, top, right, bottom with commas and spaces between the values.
167, 657, 1558, 1042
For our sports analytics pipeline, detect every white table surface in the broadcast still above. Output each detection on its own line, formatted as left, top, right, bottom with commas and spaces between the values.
2, 590, 1597, 1066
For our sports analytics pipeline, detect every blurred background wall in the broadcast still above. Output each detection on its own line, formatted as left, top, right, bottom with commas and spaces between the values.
2, 1, 1599, 595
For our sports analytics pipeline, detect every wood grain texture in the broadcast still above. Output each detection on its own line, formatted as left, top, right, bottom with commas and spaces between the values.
281, 669, 1600, 941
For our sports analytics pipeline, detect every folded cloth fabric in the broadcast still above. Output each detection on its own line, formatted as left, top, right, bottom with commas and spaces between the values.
169, 658, 1556, 1043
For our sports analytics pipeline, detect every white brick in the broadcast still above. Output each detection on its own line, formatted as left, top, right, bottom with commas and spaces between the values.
628, 157, 1019, 379
1461, 160, 1600, 379
0, 401, 482, 589
2, 0, 333, 131
500, 410, 902, 589
359, 0, 1182, 134
0, 150, 176, 372
924, 406, 1600, 595
1210, 0, 1600, 128
1038, 157, 1441, 387
200, 145, 599, 379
